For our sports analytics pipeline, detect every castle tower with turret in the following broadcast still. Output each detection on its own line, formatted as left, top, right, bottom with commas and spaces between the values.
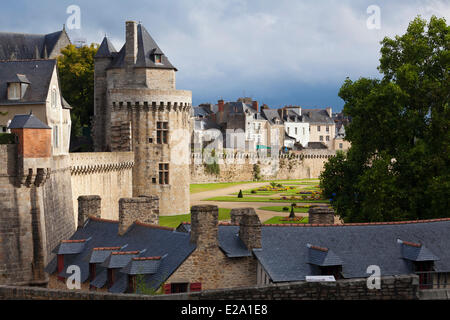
93, 21, 192, 215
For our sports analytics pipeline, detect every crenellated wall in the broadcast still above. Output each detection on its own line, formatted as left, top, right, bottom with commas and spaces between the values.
190, 150, 336, 183
70, 152, 134, 226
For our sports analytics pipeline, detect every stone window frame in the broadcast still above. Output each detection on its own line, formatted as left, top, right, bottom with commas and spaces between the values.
319, 135, 323, 141
159, 163, 169, 185
156, 121, 169, 144
326, 135, 330, 141
317, 125, 321, 132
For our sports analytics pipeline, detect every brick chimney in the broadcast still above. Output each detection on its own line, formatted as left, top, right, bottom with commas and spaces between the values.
125, 21, 138, 66
238, 208, 262, 250
218, 100, 224, 113
190, 205, 218, 249
78, 195, 101, 227
118, 195, 159, 235
252, 101, 259, 112
308, 205, 335, 224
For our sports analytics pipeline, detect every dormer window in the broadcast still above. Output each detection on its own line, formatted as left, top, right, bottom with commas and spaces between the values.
8, 83, 20, 100
154, 54, 162, 64
7, 74, 30, 100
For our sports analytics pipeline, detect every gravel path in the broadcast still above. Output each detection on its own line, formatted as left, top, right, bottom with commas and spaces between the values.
190, 181, 326, 223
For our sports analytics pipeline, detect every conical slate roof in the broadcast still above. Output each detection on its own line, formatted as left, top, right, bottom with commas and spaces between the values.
107, 23, 177, 71
95, 37, 117, 58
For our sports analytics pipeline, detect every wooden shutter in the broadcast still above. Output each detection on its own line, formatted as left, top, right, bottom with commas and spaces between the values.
190, 282, 202, 292
57, 254, 64, 281
164, 283, 172, 294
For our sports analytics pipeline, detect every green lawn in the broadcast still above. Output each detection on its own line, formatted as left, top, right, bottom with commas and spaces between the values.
258, 206, 309, 213
190, 181, 255, 194
204, 196, 329, 203
159, 208, 231, 228
263, 216, 309, 224
190, 179, 319, 194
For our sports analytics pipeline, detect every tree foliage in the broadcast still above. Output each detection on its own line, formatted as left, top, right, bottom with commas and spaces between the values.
320, 16, 450, 222
57, 44, 98, 137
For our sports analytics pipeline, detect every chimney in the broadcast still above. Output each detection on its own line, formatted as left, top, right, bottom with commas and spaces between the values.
238, 208, 262, 250
190, 205, 218, 249
78, 195, 101, 227
326, 106, 332, 118
308, 205, 335, 224
252, 101, 259, 112
230, 207, 252, 224
125, 21, 138, 66
218, 100, 224, 113
118, 195, 159, 235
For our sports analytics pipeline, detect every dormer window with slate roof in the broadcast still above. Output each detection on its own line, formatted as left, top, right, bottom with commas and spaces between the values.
7, 74, 30, 100
307, 244, 343, 280
154, 54, 162, 64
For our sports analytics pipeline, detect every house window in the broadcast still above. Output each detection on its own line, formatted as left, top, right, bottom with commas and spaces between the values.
303, 128, 305, 135
326, 126, 329, 132
295, 127, 298, 135
326, 136, 330, 141
154, 54, 162, 64
156, 121, 168, 144
152, 177, 156, 184
8, 83, 20, 100
149, 137, 153, 143
171, 283, 188, 293
159, 163, 169, 184
53, 125, 59, 148
51, 88, 57, 108
339, 143, 343, 149
319, 136, 323, 141
317, 126, 321, 132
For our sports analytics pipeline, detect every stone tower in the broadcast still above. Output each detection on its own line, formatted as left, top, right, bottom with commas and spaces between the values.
93, 21, 192, 215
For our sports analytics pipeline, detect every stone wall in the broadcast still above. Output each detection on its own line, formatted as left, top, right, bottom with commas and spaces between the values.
70, 152, 134, 226
167, 205, 257, 290
190, 150, 335, 183
0, 275, 420, 300
118, 196, 159, 235
0, 146, 75, 286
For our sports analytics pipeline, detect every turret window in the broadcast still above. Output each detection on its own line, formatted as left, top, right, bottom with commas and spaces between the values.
159, 163, 169, 184
154, 54, 162, 64
156, 121, 168, 144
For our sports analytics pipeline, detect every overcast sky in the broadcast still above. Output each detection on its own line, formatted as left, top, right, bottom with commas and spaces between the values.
1, 0, 449, 110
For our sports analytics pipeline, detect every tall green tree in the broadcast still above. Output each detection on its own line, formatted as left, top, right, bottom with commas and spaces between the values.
57, 44, 98, 137
320, 16, 450, 222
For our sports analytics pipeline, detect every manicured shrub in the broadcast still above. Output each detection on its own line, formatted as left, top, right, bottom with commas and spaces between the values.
238, 190, 243, 198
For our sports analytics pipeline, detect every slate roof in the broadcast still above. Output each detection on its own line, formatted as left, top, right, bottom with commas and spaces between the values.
251, 220, 450, 282
0, 30, 66, 60
54, 239, 89, 255
307, 244, 343, 266
194, 118, 221, 131
95, 37, 117, 58
0, 59, 56, 105
281, 109, 304, 122
90, 269, 108, 288
400, 240, 440, 262
45, 217, 196, 292
302, 109, 334, 124
89, 247, 123, 264
101, 251, 140, 269
7, 113, 51, 129
193, 106, 213, 118
121, 256, 162, 275
261, 109, 283, 125
107, 24, 176, 70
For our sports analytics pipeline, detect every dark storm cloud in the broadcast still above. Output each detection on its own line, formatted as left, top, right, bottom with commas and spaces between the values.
1, 0, 448, 109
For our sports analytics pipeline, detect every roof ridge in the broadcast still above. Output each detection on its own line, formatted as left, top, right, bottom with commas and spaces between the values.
132, 256, 161, 261
111, 251, 140, 255
61, 239, 86, 243
134, 221, 174, 231
0, 58, 56, 63
89, 216, 119, 224
262, 217, 450, 227
93, 246, 122, 251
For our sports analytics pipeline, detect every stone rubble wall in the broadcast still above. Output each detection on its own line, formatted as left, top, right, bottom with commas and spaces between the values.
190, 150, 336, 183
0, 275, 420, 300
